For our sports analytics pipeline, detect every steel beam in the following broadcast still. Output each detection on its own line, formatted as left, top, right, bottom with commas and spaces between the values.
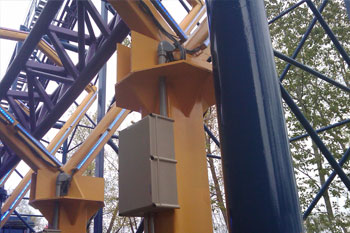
306, 0, 350, 66
94, 1, 108, 232
26, 61, 66, 76
13, 210, 36, 233
49, 25, 92, 45
6, 90, 40, 101
0, 0, 64, 100
78, 0, 86, 71
345, 0, 350, 21
47, 31, 79, 79
303, 146, 350, 219
83, 0, 111, 38
204, 124, 220, 147
268, 0, 306, 24
33, 17, 129, 139
206, 0, 303, 232
279, 0, 328, 82
281, 85, 350, 190
274, 50, 350, 93
290, 118, 350, 142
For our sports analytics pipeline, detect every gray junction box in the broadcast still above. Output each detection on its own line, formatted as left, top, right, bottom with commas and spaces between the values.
119, 114, 179, 216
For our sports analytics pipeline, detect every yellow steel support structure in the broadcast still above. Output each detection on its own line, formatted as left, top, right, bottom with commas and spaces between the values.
112, 0, 215, 227
179, 3, 203, 32
0, 1, 215, 231
0, 103, 128, 232
0, 112, 60, 172
110, 0, 175, 42
0, 89, 97, 227
30, 106, 129, 233
0, 26, 123, 231
61, 106, 129, 175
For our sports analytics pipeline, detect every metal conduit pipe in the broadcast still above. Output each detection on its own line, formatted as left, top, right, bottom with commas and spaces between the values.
158, 41, 175, 116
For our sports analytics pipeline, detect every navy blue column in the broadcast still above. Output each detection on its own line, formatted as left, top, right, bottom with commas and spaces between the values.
345, 0, 350, 21
206, 1, 303, 232
94, 1, 107, 232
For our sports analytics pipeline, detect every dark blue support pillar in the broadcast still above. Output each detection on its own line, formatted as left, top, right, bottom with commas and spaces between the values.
206, 1, 303, 232
344, 0, 350, 21
94, 1, 107, 233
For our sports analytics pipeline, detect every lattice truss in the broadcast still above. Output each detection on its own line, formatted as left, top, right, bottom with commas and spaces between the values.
0, 0, 349, 231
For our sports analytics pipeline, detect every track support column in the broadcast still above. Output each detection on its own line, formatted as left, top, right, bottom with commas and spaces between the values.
206, 0, 303, 232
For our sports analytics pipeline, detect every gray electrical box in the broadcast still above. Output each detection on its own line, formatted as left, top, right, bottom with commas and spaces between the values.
119, 114, 179, 216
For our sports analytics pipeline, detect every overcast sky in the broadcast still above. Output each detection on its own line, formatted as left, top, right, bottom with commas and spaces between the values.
0, 0, 32, 77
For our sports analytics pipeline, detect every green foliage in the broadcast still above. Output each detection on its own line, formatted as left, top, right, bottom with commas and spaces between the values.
265, 0, 350, 232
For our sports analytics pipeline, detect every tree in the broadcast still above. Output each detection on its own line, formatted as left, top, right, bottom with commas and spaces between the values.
204, 107, 228, 232
265, 0, 350, 231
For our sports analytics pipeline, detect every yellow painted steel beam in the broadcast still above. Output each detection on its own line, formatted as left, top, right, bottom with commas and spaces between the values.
0, 89, 97, 227
48, 86, 97, 155
196, 46, 211, 62
62, 105, 130, 175
0, 172, 32, 227
153, 101, 213, 233
30, 170, 104, 233
109, 0, 175, 42
27, 105, 129, 232
0, 168, 15, 188
0, 111, 59, 172
186, 0, 203, 7
0, 27, 62, 66
179, 4, 203, 33
184, 17, 208, 51
115, 31, 214, 116
115, 31, 214, 233
14, 100, 30, 116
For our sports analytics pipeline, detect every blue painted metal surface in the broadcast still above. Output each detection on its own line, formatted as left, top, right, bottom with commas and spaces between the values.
303, 146, 350, 220
290, 118, 350, 142
306, 0, 350, 66
94, 2, 108, 231
12, 211, 36, 233
136, 219, 144, 233
204, 125, 220, 148
1, 181, 31, 222
268, 0, 306, 24
15, 124, 62, 167
178, 0, 190, 13
274, 50, 350, 93
345, 0, 350, 21
281, 85, 350, 190
151, 0, 188, 42
3, 215, 35, 233
279, 0, 329, 82
206, 0, 303, 232
76, 109, 126, 170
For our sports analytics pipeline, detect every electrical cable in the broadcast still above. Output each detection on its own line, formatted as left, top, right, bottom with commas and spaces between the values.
138, 0, 207, 57
139, 0, 203, 60
138, 0, 187, 60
